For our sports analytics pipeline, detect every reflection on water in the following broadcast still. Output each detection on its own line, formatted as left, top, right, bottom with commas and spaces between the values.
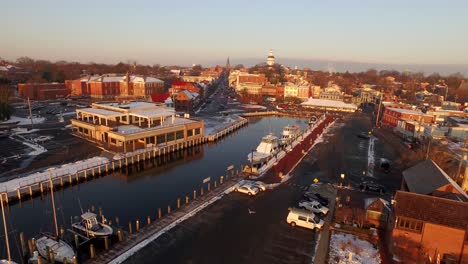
0, 117, 307, 261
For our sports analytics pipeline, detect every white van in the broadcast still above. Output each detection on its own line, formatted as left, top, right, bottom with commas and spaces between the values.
286, 207, 324, 231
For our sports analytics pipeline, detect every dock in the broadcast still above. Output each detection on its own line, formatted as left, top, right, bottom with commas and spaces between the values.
206, 116, 248, 142
85, 172, 244, 264
0, 137, 208, 204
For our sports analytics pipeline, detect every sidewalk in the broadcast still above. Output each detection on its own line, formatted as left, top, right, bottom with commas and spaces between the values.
313, 188, 337, 264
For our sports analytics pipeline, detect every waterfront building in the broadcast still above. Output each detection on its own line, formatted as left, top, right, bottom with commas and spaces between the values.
18, 83, 69, 100
266, 49, 275, 66
284, 83, 310, 101
300, 98, 357, 112
71, 101, 204, 152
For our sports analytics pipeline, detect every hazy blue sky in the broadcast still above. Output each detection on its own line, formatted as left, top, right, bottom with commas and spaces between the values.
2, 0, 468, 67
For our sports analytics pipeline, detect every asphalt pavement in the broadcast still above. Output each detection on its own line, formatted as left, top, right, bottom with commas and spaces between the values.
124, 110, 404, 264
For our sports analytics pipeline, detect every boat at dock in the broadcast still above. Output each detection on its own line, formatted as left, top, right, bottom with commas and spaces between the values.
247, 134, 280, 166
35, 172, 75, 263
281, 125, 301, 145
309, 116, 318, 125
72, 211, 113, 238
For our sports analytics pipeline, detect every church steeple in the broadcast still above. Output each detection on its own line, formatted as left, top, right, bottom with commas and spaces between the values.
226, 56, 231, 70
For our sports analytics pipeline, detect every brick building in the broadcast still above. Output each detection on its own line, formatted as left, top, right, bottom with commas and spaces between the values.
175, 90, 199, 113
382, 107, 434, 127
391, 159, 468, 264
65, 74, 164, 100
169, 81, 200, 95
18, 83, 69, 100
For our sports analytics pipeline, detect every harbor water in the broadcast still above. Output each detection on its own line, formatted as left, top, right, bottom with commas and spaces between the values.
0, 116, 308, 261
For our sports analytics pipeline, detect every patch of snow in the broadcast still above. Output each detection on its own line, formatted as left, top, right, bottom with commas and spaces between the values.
367, 136, 376, 178
22, 141, 47, 156
328, 232, 381, 264
2, 116, 46, 125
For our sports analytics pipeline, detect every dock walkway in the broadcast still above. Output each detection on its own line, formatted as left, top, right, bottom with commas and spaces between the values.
85, 174, 243, 264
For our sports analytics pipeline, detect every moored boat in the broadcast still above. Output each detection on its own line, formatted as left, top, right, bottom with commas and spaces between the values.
247, 134, 280, 173
72, 211, 113, 237
281, 125, 301, 145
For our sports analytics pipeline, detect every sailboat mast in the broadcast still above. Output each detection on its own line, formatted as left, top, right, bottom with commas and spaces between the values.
1, 194, 12, 262
48, 170, 59, 238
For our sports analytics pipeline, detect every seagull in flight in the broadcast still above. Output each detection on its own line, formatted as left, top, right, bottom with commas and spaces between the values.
248, 208, 256, 214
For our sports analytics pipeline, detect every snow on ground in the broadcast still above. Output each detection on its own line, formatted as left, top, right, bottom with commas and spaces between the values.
367, 136, 376, 178
2, 116, 46, 125
22, 141, 47, 156
328, 232, 381, 264
0, 156, 109, 192
201, 114, 243, 136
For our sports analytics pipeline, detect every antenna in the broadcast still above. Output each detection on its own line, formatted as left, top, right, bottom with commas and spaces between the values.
77, 197, 84, 214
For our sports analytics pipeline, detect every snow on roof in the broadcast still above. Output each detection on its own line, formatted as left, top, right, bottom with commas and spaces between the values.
145, 77, 163, 83
99, 101, 157, 110
181, 90, 198, 100
387, 107, 432, 116
115, 125, 144, 134
103, 76, 124, 82
130, 108, 175, 119
301, 98, 357, 109
78, 108, 124, 117
0, 66, 8, 72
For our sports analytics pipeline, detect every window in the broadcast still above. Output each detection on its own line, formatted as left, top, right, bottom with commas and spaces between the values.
176, 130, 184, 140
167, 132, 175, 142
157, 135, 166, 144
397, 217, 422, 233
298, 216, 307, 221
195, 128, 201, 135
187, 129, 193, 137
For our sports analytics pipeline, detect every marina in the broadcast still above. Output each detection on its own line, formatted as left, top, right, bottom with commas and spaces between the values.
0, 116, 312, 262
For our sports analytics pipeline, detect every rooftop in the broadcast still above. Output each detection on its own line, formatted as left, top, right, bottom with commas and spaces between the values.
301, 98, 357, 110
402, 159, 468, 201
394, 191, 468, 230
386, 107, 431, 116
78, 108, 124, 118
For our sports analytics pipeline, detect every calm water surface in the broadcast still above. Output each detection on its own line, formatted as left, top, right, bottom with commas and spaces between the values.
0, 117, 307, 259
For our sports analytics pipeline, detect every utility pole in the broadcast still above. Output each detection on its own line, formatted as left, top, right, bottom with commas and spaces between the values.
27, 97, 34, 129
375, 89, 383, 127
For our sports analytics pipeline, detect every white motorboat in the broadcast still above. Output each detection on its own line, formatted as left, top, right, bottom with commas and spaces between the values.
36, 171, 75, 263
72, 212, 113, 237
247, 134, 280, 166
281, 125, 301, 145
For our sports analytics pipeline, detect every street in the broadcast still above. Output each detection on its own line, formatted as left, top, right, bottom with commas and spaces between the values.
124, 110, 405, 264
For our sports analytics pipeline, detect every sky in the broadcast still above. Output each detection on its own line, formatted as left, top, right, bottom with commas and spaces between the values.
2, 0, 468, 69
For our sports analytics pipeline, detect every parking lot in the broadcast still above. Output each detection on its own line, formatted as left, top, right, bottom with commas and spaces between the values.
0, 99, 101, 178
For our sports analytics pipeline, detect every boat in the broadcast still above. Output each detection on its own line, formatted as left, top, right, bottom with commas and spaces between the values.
36, 172, 75, 263
247, 134, 280, 172
1, 195, 19, 264
281, 125, 301, 145
72, 211, 113, 237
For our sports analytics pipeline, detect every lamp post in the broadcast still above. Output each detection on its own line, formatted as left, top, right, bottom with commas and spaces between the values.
340, 173, 345, 188
250, 149, 255, 174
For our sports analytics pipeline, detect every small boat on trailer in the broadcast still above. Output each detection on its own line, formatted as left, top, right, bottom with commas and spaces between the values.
72, 212, 113, 237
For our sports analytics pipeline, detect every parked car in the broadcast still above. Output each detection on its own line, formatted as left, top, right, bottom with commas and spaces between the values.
298, 200, 329, 216
303, 192, 329, 206
286, 207, 324, 231
243, 180, 267, 191
359, 181, 386, 193
234, 184, 260, 196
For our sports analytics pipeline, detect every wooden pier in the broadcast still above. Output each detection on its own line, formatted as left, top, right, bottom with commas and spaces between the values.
206, 117, 248, 142
85, 172, 244, 264
0, 137, 208, 205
